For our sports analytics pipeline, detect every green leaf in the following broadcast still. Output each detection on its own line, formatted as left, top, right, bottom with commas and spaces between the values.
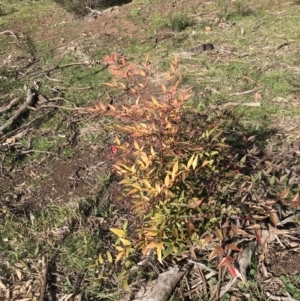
163, 244, 174, 259
240, 155, 247, 164
269, 176, 276, 185
123, 278, 130, 292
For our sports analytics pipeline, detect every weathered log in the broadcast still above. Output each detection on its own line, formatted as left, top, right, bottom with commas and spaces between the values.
133, 264, 192, 301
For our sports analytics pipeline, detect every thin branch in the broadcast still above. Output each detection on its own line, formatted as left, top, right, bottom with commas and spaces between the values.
39, 104, 83, 111
209, 102, 261, 109
20, 62, 102, 80
0, 111, 51, 142
40, 258, 49, 301
229, 88, 259, 96
187, 260, 218, 276
0, 97, 21, 114
0, 89, 36, 135
266, 292, 298, 301
0, 30, 18, 40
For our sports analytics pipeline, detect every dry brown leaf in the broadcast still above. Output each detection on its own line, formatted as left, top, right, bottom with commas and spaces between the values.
255, 92, 262, 100
279, 187, 290, 200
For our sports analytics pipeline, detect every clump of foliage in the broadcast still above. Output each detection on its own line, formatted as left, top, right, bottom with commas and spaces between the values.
169, 12, 195, 32
85, 53, 300, 289
217, 0, 254, 20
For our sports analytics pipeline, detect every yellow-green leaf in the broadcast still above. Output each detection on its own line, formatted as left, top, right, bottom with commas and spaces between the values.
127, 188, 139, 195
192, 154, 198, 170
165, 174, 170, 187
129, 183, 142, 190
151, 96, 159, 107
134, 140, 140, 150
142, 179, 152, 189
98, 253, 104, 264
141, 153, 149, 164
110, 228, 126, 238
144, 228, 159, 237
119, 82, 127, 90
115, 251, 124, 263
156, 242, 164, 264
202, 160, 211, 167
120, 238, 131, 246
107, 251, 113, 263
172, 160, 179, 181
187, 154, 195, 169
130, 164, 136, 173
155, 182, 161, 193
269, 176, 276, 185
115, 136, 121, 146
123, 278, 130, 292
150, 146, 156, 156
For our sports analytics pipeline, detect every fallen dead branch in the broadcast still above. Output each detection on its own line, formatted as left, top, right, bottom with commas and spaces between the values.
0, 97, 21, 114
86, 6, 103, 17
209, 102, 261, 109
266, 292, 298, 301
39, 104, 83, 111
132, 264, 192, 301
21, 62, 106, 80
40, 257, 49, 301
0, 30, 18, 40
0, 89, 36, 135
0, 111, 50, 142
275, 41, 293, 52
229, 88, 259, 96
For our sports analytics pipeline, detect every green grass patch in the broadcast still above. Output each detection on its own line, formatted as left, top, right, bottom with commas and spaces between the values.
0, 198, 111, 291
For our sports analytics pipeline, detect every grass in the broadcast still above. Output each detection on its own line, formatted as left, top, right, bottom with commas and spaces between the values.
0, 199, 110, 296
280, 274, 300, 300
1, 0, 300, 299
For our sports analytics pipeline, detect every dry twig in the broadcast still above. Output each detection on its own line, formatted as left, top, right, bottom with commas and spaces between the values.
0, 97, 21, 114
40, 258, 49, 301
0, 89, 36, 135
229, 88, 260, 96
0, 30, 18, 40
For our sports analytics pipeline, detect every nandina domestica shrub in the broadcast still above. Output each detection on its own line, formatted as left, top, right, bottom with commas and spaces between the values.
85, 53, 300, 286
86, 54, 245, 264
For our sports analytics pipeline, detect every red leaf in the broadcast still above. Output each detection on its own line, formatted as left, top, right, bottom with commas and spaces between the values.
255, 228, 262, 244
226, 260, 238, 277
218, 256, 237, 277
111, 145, 118, 155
